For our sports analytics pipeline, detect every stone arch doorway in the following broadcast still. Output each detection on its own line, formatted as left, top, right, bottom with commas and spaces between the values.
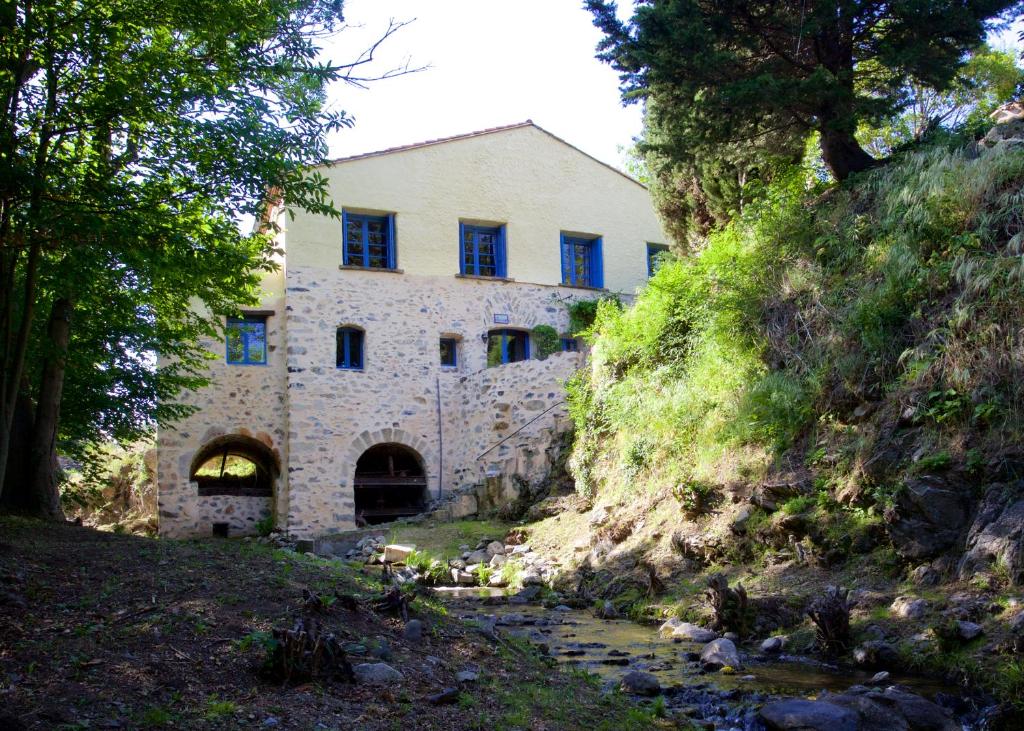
189, 434, 279, 497
354, 443, 427, 525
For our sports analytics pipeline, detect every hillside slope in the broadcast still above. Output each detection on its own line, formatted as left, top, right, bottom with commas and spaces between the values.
555, 119, 1024, 716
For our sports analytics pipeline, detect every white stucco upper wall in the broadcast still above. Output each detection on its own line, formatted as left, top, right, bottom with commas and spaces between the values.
284, 124, 666, 294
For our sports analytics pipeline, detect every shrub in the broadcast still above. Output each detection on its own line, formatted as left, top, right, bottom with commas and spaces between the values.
530, 324, 560, 360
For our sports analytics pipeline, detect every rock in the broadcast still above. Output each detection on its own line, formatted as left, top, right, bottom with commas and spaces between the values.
489, 553, 507, 568
595, 600, 618, 619
657, 618, 681, 635
699, 638, 741, 670
619, 670, 661, 696
723, 631, 739, 642
759, 699, 859, 731
456, 670, 479, 683
451, 569, 476, 585
887, 477, 969, 560
353, 662, 403, 685
510, 585, 540, 603
983, 102, 1024, 147
589, 505, 610, 527
475, 615, 497, 639
466, 550, 490, 565
521, 571, 543, 586
671, 622, 718, 643
731, 505, 754, 534
487, 573, 507, 587
909, 564, 940, 587
853, 641, 900, 670
371, 639, 392, 661
450, 493, 478, 519
449, 558, 467, 570
760, 636, 785, 654
511, 544, 532, 555
869, 671, 890, 686
956, 620, 983, 641
891, 596, 928, 619
427, 687, 459, 705
403, 619, 424, 644
383, 544, 415, 563
486, 540, 505, 556
958, 483, 1024, 584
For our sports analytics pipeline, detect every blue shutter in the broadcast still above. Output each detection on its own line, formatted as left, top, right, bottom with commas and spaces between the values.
387, 214, 396, 269
591, 237, 604, 289
559, 234, 569, 285
497, 225, 507, 277
341, 210, 349, 265
458, 222, 466, 275
524, 331, 531, 359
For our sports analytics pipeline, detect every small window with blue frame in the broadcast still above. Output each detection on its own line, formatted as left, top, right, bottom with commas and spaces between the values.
336, 327, 364, 370
486, 329, 529, 367
460, 223, 506, 277
226, 316, 267, 365
560, 233, 603, 288
560, 337, 580, 352
439, 338, 458, 368
343, 211, 395, 269
647, 243, 670, 276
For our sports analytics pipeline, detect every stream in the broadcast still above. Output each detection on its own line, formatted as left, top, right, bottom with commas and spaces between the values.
436, 589, 976, 730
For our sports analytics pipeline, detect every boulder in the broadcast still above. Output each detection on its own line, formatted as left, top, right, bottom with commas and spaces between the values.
489, 553, 507, 568
853, 641, 900, 670
620, 670, 661, 696
891, 596, 928, 620
887, 477, 970, 560
465, 550, 490, 565
486, 540, 506, 556
956, 620, 983, 641
760, 636, 785, 654
353, 662, 403, 686
671, 622, 718, 643
657, 617, 681, 635
382, 544, 415, 563
958, 483, 1024, 585
595, 600, 618, 619
699, 638, 741, 670
731, 505, 754, 534
758, 699, 859, 731
403, 619, 423, 644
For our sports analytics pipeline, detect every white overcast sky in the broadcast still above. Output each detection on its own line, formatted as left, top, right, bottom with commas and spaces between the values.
319, 1, 641, 171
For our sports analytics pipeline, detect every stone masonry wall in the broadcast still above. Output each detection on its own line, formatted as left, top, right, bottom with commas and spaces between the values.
282, 265, 591, 537
156, 291, 288, 539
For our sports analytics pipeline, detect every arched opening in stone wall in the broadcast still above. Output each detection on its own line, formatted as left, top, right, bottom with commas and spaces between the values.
354, 443, 426, 525
190, 435, 278, 497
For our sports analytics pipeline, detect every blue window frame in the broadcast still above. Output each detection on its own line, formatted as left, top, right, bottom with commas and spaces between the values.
336, 327, 364, 370
486, 329, 529, 367
342, 211, 395, 269
226, 316, 267, 365
560, 338, 580, 352
460, 223, 506, 277
560, 234, 603, 288
647, 243, 669, 276
439, 338, 458, 367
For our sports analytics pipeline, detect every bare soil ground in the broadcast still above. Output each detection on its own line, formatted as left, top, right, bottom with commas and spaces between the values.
0, 517, 667, 731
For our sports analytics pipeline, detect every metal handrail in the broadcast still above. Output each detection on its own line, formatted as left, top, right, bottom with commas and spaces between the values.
475, 400, 565, 461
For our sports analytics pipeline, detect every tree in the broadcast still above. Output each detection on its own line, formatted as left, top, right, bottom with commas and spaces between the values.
0, 1, 413, 518
858, 45, 1024, 157
587, 0, 1023, 181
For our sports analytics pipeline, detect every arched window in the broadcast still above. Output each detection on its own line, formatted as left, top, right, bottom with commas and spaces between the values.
190, 436, 277, 497
354, 443, 426, 524
336, 327, 364, 370
487, 329, 529, 367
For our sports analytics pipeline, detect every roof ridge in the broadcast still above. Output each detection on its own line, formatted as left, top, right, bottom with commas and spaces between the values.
325, 121, 535, 165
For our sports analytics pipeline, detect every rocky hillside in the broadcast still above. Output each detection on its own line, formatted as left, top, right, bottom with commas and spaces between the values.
554, 112, 1024, 720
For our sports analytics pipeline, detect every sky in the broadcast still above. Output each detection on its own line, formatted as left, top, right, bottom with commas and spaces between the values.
318, 1, 641, 171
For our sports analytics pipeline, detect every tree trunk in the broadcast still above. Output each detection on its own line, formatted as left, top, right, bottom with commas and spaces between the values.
24, 297, 72, 521
819, 126, 879, 181
0, 391, 35, 512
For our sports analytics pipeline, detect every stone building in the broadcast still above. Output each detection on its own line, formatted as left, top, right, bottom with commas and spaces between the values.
157, 121, 667, 538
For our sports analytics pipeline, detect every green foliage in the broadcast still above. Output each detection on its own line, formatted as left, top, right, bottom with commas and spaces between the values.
568, 296, 620, 337
588, 0, 1021, 180
781, 496, 817, 516
530, 325, 560, 361
255, 515, 275, 537
567, 132, 1024, 522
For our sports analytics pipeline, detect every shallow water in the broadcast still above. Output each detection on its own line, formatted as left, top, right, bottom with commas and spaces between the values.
447, 601, 968, 730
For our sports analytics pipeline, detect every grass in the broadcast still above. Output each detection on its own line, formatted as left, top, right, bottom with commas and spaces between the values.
389, 518, 512, 558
